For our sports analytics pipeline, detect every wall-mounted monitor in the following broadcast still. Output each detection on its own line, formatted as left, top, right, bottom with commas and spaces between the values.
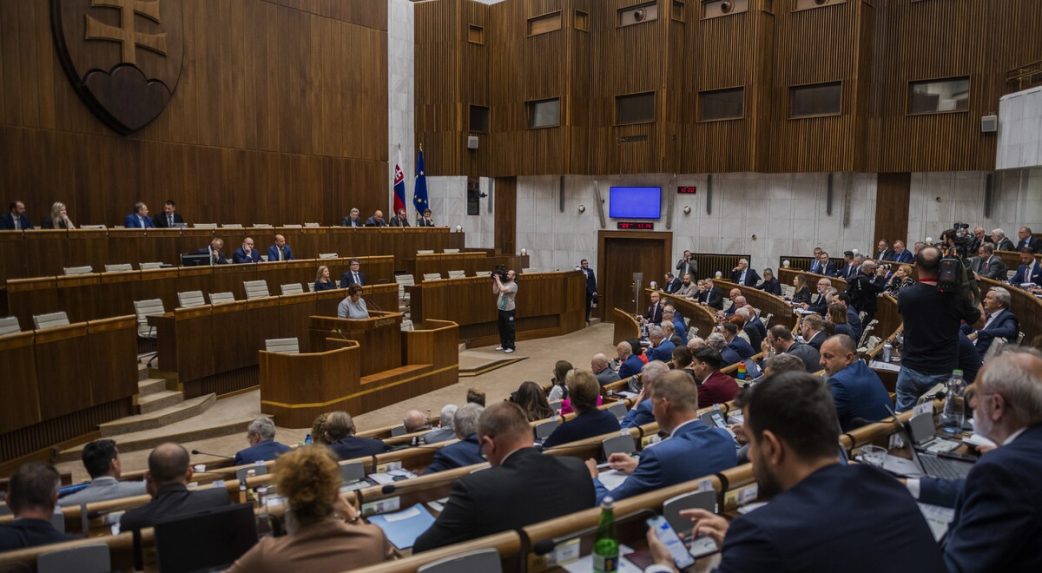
609, 186, 661, 220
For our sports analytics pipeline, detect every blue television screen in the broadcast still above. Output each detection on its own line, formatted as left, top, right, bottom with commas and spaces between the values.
609, 187, 661, 220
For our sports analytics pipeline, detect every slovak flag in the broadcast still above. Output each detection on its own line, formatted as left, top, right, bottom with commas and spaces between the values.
392, 150, 407, 214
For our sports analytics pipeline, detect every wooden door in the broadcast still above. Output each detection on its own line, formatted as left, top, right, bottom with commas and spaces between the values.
598, 231, 672, 322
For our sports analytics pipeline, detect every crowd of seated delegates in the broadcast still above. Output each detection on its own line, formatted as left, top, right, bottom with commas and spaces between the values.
422, 403, 485, 474
541, 370, 620, 448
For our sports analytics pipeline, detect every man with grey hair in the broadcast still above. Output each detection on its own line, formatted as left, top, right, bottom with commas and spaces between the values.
591, 353, 620, 386
687, 336, 706, 352
970, 242, 1007, 280
761, 353, 807, 379
403, 409, 432, 434
705, 332, 727, 353
423, 403, 485, 474
967, 286, 1019, 360
908, 348, 1042, 572
421, 404, 459, 444
990, 228, 1015, 251
660, 320, 684, 347
731, 258, 760, 287
847, 259, 886, 323
233, 416, 291, 465
801, 314, 828, 351
647, 324, 675, 362
620, 361, 670, 429
1016, 226, 1041, 252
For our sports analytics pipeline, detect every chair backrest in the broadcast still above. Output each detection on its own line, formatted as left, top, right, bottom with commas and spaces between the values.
244, 280, 270, 299
533, 419, 559, 441
283, 224, 303, 228
103, 263, 133, 272
602, 434, 636, 458
417, 548, 502, 573
423, 273, 443, 281
389, 425, 407, 437
193, 223, 217, 229
177, 290, 207, 308
265, 337, 300, 354
0, 316, 21, 336
63, 265, 93, 275
522, 267, 535, 274
442, 248, 461, 254
132, 299, 166, 337
37, 543, 111, 573
304, 222, 321, 228
416, 249, 435, 255
395, 274, 415, 286
280, 283, 304, 295
253, 223, 272, 228
447, 270, 467, 279
662, 490, 717, 534
139, 262, 165, 270
33, 312, 70, 330
607, 401, 628, 421
221, 223, 243, 229
209, 292, 236, 305
547, 400, 562, 413
318, 252, 338, 259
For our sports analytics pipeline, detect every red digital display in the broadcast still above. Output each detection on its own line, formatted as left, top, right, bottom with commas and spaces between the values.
677, 186, 697, 194
617, 222, 654, 230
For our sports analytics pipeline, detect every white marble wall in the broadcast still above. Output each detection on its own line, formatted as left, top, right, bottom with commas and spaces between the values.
997, 86, 1042, 170
387, 0, 415, 215
512, 173, 877, 273
907, 169, 1042, 243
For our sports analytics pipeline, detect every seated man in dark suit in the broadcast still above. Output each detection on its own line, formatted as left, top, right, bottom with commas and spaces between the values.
720, 322, 755, 363
0, 462, 75, 551
266, 234, 294, 262
1015, 226, 1039, 252
153, 199, 185, 228
123, 201, 154, 229
413, 402, 596, 552
701, 279, 723, 310
646, 325, 675, 362
423, 403, 485, 474
195, 238, 228, 265
812, 251, 837, 276
417, 208, 435, 227
120, 443, 231, 531
661, 306, 687, 341
365, 210, 387, 227
233, 417, 291, 466
592, 353, 621, 386
342, 207, 363, 227
757, 268, 781, 295
339, 258, 366, 288
763, 324, 820, 373
875, 239, 893, 262
588, 371, 736, 503
1008, 248, 1042, 287
970, 243, 1008, 280
802, 277, 833, 316
663, 272, 681, 294
968, 286, 1019, 359
323, 411, 388, 461
730, 258, 760, 286
801, 314, 828, 351
653, 372, 945, 573
616, 340, 644, 379
542, 370, 620, 448
888, 240, 914, 263
0, 200, 33, 230
846, 261, 885, 324
419, 405, 458, 444
991, 228, 1016, 252
388, 208, 410, 227
819, 335, 891, 431
232, 237, 261, 263
620, 361, 669, 429
643, 291, 664, 324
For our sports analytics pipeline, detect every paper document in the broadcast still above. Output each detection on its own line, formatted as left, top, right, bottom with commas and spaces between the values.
869, 360, 901, 373
918, 503, 955, 541
597, 469, 629, 491
368, 503, 436, 550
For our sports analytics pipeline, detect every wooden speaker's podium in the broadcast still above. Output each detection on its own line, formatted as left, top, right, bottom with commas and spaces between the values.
309, 312, 403, 376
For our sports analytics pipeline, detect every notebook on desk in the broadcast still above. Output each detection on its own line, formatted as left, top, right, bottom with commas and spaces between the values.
368, 503, 436, 550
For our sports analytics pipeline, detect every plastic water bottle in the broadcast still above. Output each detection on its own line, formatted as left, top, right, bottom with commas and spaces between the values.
941, 369, 966, 435
304, 433, 313, 446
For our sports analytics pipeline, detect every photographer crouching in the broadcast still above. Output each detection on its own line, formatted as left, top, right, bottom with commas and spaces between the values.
492, 266, 518, 353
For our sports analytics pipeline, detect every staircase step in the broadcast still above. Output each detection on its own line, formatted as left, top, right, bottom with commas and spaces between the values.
56, 416, 254, 462
137, 378, 168, 397
138, 390, 184, 414
137, 362, 149, 381
99, 394, 216, 437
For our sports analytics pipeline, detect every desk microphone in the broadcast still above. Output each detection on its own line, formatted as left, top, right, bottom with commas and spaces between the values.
533, 539, 557, 556
191, 449, 230, 459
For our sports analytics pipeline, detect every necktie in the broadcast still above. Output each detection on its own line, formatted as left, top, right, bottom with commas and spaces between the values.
278, 248, 283, 261
13, 217, 20, 230
168, 215, 174, 226
354, 272, 360, 285
139, 216, 145, 228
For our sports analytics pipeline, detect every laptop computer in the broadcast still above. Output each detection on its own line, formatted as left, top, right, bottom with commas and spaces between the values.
891, 414, 975, 481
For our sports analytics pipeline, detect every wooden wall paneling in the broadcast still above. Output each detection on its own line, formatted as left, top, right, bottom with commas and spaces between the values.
494, 177, 518, 254
22, 230, 68, 278
86, 316, 138, 405
6, 278, 59, 329
461, 0, 491, 177
0, 332, 41, 433
34, 322, 93, 419
874, 172, 911, 246
55, 273, 100, 324
414, 0, 461, 175
0, 233, 27, 283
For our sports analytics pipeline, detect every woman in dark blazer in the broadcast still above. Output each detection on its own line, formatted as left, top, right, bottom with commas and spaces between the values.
758, 268, 782, 296
314, 265, 336, 291
791, 274, 812, 305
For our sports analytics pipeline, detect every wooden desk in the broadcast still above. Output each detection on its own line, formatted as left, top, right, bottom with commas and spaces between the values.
612, 308, 641, 346
311, 313, 404, 376
656, 291, 718, 340
407, 271, 585, 347
406, 251, 529, 281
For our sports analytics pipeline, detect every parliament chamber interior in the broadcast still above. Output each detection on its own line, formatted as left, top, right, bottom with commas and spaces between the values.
2, 0, 1042, 571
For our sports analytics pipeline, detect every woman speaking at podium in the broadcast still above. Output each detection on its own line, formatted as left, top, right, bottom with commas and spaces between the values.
337, 285, 370, 319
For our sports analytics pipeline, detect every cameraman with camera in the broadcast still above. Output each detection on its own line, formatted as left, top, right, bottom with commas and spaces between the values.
492, 267, 518, 353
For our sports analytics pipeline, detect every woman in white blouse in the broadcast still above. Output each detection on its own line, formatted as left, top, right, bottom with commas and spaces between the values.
337, 285, 369, 319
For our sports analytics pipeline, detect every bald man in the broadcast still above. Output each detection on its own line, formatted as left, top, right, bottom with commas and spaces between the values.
592, 353, 620, 386
819, 335, 891, 432
120, 443, 230, 531
267, 234, 294, 262
617, 341, 644, 378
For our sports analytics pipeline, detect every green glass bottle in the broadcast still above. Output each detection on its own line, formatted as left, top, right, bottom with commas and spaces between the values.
593, 496, 619, 573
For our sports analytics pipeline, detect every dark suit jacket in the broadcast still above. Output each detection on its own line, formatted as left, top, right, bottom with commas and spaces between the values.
891, 249, 914, 263
123, 213, 154, 228
783, 341, 821, 372
941, 424, 1042, 573
413, 447, 595, 552
758, 278, 781, 295
847, 274, 885, 315
742, 324, 763, 353
417, 218, 435, 227
388, 215, 410, 227
730, 268, 760, 286
266, 244, 294, 262
995, 237, 1015, 252
806, 330, 827, 351
542, 409, 620, 449
329, 435, 388, 461
664, 278, 681, 293
973, 309, 1019, 359
648, 339, 675, 362
593, 420, 736, 503
970, 255, 1008, 280
364, 217, 386, 227
809, 260, 836, 276
153, 212, 185, 228
0, 212, 33, 230
1016, 236, 1041, 253
120, 483, 231, 531
643, 302, 664, 324
618, 354, 644, 379
0, 518, 75, 552
339, 270, 366, 289
233, 247, 261, 264
704, 287, 723, 310
827, 360, 891, 431
808, 293, 829, 316
1010, 263, 1042, 286
581, 268, 597, 296
717, 464, 945, 573
620, 399, 654, 429
876, 249, 894, 261
193, 246, 228, 265
675, 259, 697, 280
423, 434, 484, 474
342, 216, 364, 228
233, 439, 291, 466
40, 218, 72, 229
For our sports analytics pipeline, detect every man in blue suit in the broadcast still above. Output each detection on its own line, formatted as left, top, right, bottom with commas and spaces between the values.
587, 371, 736, 503
232, 417, 291, 466
423, 404, 485, 474
266, 234, 294, 262
0, 200, 33, 230
580, 259, 597, 323
1015, 226, 1041, 253
616, 340, 644, 379
969, 287, 1019, 359
820, 335, 891, 431
339, 258, 366, 288
232, 237, 261, 263
620, 361, 669, 429
647, 325, 675, 362
909, 349, 1042, 572
812, 251, 837, 276
1008, 248, 1042, 287
721, 323, 754, 364
123, 202, 154, 229
323, 411, 388, 461
889, 240, 914, 263
662, 306, 686, 341
654, 371, 945, 572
